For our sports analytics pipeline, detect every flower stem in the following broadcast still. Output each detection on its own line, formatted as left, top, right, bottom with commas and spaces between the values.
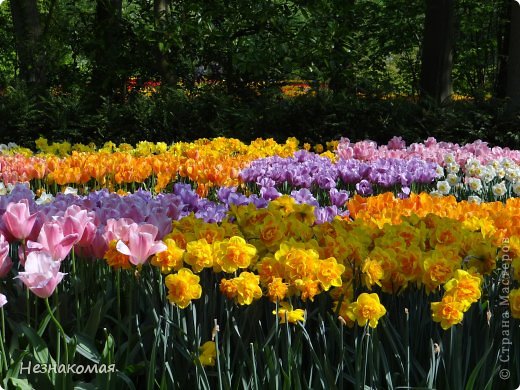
0, 308, 8, 374
72, 248, 81, 329
45, 298, 69, 367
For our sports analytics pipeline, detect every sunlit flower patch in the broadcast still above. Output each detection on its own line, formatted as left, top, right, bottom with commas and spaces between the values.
0, 136, 519, 388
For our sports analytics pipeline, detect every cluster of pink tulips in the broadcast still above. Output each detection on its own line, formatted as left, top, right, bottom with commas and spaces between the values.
336, 137, 520, 166
0, 198, 167, 303
1, 199, 76, 300
105, 219, 166, 265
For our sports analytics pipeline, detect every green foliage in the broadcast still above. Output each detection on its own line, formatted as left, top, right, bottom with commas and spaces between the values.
3, 83, 520, 149
454, 0, 505, 96
0, 3, 16, 86
1, 258, 517, 388
1, 0, 519, 147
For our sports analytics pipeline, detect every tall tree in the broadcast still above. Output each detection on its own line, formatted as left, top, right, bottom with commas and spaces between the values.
154, 0, 176, 86
89, 0, 123, 102
506, 0, 520, 111
419, 0, 455, 103
9, 0, 46, 86
494, 0, 511, 98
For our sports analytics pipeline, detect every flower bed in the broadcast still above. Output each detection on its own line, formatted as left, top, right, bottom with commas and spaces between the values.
0, 138, 518, 388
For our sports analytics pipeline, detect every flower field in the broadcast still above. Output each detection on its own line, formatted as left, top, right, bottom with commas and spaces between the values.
0, 136, 518, 389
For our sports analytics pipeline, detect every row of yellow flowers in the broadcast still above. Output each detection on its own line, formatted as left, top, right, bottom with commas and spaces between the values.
0, 137, 300, 194
347, 192, 520, 248
103, 195, 520, 332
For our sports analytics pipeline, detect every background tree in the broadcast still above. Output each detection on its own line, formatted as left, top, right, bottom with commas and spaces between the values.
419, 0, 455, 103
153, 0, 176, 86
493, 0, 511, 98
9, 0, 46, 86
506, 0, 520, 112
88, 0, 125, 104
1, 0, 519, 148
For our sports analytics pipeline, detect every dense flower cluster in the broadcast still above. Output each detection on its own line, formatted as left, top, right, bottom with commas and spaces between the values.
3, 137, 520, 206
0, 137, 519, 333
347, 192, 520, 247
144, 197, 514, 326
1, 137, 300, 194
240, 150, 440, 196
431, 270, 482, 329
336, 137, 520, 165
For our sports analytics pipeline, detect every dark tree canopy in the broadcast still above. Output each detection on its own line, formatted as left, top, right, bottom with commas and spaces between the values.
1, 0, 519, 147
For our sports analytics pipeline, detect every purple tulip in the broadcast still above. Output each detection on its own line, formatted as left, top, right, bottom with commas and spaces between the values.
356, 180, 373, 196
329, 189, 349, 207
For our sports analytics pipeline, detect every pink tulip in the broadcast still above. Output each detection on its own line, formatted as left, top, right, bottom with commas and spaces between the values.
0, 293, 6, 307
387, 136, 406, 150
27, 221, 78, 261
353, 140, 378, 161
0, 233, 12, 278
104, 218, 137, 243
2, 199, 37, 241
424, 137, 437, 147
116, 224, 167, 266
16, 251, 66, 298
62, 205, 96, 247
89, 228, 109, 259
336, 138, 354, 160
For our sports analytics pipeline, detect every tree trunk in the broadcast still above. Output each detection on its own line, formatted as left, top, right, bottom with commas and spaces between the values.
495, 0, 511, 98
419, 0, 455, 104
154, 0, 176, 86
506, 1, 520, 112
9, 0, 46, 86
89, 0, 123, 103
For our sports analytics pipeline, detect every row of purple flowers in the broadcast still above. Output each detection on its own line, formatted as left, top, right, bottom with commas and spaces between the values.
239, 150, 440, 195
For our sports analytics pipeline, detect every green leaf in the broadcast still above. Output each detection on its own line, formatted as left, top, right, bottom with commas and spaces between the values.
18, 323, 51, 366
74, 382, 98, 390
102, 332, 115, 362
3, 351, 29, 383
123, 362, 146, 375
464, 344, 494, 390
83, 298, 105, 339
75, 334, 102, 363
146, 325, 161, 390
9, 377, 33, 390
36, 312, 52, 337
116, 371, 137, 390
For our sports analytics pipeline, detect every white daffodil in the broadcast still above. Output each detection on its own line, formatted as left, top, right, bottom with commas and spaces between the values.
444, 153, 455, 164
447, 163, 460, 174
468, 164, 483, 177
436, 180, 451, 195
501, 158, 514, 169
480, 167, 495, 184
35, 191, 55, 205
467, 177, 482, 193
464, 158, 480, 172
513, 181, 520, 196
447, 173, 460, 186
490, 159, 500, 169
505, 168, 519, 183
63, 187, 78, 196
435, 165, 445, 178
492, 181, 507, 198
468, 195, 482, 204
